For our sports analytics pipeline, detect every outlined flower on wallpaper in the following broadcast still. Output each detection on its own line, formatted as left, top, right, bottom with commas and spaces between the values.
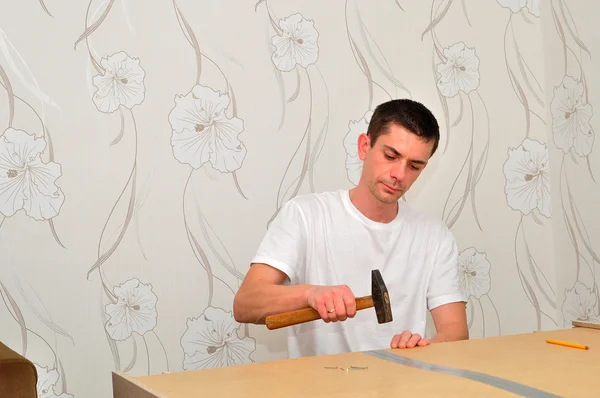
550, 75, 594, 158
343, 110, 372, 186
104, 278, 158, 341
435, 42, 480, 98
171, 0, 251, 347
458, 247, 491, 299
457, 247, 500, 338
169, 85, 247, 172
561, 281, 599, 327
496, 0, 540, 17
100, 277, 169, 375
180, 306, 256, 370
256, 4, 330, 228
270, 13, 319, 72
421, 3, 491, 231
0, 128, 65, 221
503, 138, 552, 218
503, 138, 557, 329
91, 51, 146, 114
35, 363, 74, 398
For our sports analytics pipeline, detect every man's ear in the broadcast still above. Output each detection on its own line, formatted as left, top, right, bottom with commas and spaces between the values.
357, 133, 370, 161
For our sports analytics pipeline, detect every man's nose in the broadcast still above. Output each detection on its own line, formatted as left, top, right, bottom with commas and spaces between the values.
390, 162, 406, 181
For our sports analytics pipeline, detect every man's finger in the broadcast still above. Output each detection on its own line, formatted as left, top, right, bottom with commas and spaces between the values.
390, 334, 402, 348
417, 338, 430, 346
407, 333, 422, 348
398, 330, 412, 348
324, 296, 337, 322
317, 297, 332, 322
333, 292, 347, 321
342, 293, 356, 318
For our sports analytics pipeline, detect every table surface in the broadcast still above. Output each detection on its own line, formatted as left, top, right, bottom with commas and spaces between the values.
116, 327, 600, 397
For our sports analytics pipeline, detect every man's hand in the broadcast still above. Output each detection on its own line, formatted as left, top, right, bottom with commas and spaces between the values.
390, 331, 430, 349
307, 285, 357, 323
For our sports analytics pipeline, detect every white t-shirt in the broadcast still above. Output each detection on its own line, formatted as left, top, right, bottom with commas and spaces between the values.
251, 189, 466, 358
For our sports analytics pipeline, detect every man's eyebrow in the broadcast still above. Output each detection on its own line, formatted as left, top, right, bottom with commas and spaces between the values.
383, 145, 427, 165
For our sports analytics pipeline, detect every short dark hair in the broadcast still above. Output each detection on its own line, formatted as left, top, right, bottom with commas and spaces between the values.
366, 99, 440, 157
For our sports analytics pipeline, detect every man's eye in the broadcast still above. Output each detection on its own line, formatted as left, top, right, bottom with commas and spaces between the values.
384, 154, 394, 160
410, 164, 421, 170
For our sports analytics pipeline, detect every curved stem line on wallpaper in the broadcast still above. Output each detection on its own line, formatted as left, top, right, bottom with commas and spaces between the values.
0, 63, 15, 127
87, 109, 138, 280
344, 2, 392, 110
0, 280, 72, 395
182, 169, 237, 307
515, 216, 558, 330
121, 335, 137, 372
502, 13, 546, 138
13, 269, 74, 345
468, 296, 501, 338
39, 0, 53, 17
442, 93, 490, 230
559, 157, 599, 286
269, 67, 313, 226
74, 0, 116, 53
351, 0, 411, 99
13, 269, 74, 393
98, 286, 120, 371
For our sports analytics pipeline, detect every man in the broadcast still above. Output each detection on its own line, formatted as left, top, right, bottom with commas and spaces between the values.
234, 99, 468, 358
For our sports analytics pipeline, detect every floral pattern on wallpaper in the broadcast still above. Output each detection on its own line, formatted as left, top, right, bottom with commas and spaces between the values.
546, 0, 599, 326
0, 1, 598, 397
170, 0, 256, 370
0, 15, 72, 396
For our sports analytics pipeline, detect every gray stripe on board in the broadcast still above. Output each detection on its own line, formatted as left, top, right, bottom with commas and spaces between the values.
365, 349, 562, 398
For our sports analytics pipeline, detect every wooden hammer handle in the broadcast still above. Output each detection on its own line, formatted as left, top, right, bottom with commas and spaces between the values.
265, 296, 374, 330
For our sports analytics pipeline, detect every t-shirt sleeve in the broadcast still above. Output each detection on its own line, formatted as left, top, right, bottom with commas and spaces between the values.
426, 225, 467, 310
250, 200, 306, 284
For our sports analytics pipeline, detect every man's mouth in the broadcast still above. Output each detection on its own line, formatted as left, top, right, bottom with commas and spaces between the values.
382, 183, 401, 192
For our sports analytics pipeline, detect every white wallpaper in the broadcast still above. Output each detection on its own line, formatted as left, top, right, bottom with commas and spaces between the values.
0, 1, 597, 397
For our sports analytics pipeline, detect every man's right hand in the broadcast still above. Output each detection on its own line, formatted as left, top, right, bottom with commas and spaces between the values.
306, 285, 357, 323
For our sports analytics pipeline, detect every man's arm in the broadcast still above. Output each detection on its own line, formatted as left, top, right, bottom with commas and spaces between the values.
233, 263, 313, 324
430, 301, 469, 343
233, 263, 357, 325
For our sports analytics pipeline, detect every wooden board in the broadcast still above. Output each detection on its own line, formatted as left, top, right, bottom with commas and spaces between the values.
113, 328, 600, 397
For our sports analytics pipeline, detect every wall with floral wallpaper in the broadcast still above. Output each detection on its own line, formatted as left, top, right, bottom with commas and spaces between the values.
0, 1, 597, 397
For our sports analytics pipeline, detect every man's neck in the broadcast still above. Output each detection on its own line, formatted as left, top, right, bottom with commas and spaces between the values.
349, 185, 398, 224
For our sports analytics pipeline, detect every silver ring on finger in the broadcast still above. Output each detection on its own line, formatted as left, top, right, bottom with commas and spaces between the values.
327, 308, 335, 313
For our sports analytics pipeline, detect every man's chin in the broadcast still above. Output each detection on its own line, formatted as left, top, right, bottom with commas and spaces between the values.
376, 188, 403, 204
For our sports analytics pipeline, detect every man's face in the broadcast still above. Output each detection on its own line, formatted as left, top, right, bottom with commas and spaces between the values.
357, 123, 434, 204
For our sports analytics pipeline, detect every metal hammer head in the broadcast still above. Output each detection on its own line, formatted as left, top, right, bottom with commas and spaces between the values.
371, 269, 393, 324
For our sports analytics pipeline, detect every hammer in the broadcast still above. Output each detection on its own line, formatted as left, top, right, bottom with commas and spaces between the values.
265, 269, 393, 330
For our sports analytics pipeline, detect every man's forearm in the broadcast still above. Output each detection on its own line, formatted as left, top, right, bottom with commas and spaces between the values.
233, 282, 314, 324
431, 324, 469, 343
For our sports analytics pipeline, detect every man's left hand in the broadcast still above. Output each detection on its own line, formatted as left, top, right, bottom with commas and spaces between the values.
390, 331, 430, 349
